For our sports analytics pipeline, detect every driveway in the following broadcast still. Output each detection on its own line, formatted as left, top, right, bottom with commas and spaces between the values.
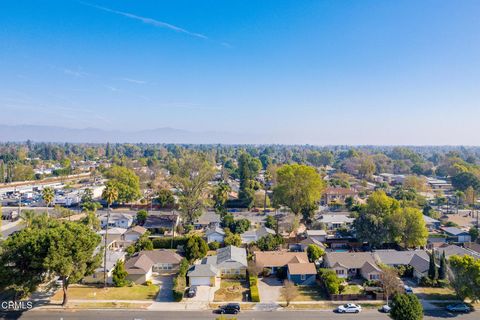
258, 277, 283, 303
185, 278, 220, 302
153, 275, 174, 302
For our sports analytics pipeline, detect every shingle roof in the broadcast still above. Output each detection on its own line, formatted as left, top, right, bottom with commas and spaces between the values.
318, 214, 354, 224
216, 245, 247, 267
139, 249, 183, 264
126, 225, 147, 235
287, 262, 317, 275
306, 230, 327, 236
324, 252, 377, 269
255, 251, 309, 267
187, 264, 218, 277
442, 227, 469, 236
373, 250, 429, 266
300, 237, 326, 248
125, 254, 154, 274
409, 254, 430, 274
361, 261, 381, 274
437, 245, 480, 259
144, 213, 179, 229
206, 226, 225, 236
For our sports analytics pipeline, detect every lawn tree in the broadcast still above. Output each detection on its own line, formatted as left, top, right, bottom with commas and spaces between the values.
273, 164, 325, 224
112, 260, 128, 287
282, 280, 299, 306
170, 152, 215, 225
44, 221, 101, 306
102, 182, 118, 288
306, 244, 324, 263
389, 207, 428, 248
256, 234, 284, 251
81, 188, 93, 204
42, 186, 55, 216
448, 255, 480, 302
0, 228, 49, 299
380, 265, 402, 304
104, 165, 141, 203
136, 209, 147, 225
238, 153, 262, 208
224, 229, 242, 247
390, 293, 423, 320
185, 235, 208, 262
156, 188, 175, 208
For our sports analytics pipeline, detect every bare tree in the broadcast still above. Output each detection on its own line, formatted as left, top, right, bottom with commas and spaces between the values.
380, 266, 402, 304
282, 280, 299, 306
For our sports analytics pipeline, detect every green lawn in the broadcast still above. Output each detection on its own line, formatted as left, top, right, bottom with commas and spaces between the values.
341, 284, 363, 294
51, 284, 159, 301
293, 285, 328, 301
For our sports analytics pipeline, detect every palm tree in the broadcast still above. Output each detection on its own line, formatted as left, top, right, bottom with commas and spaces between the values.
20, 210, 35, 228
101, 182, 118, 287
42, 187, 55, 216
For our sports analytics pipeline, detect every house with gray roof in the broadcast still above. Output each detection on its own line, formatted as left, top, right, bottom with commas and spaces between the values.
373, 250, 430, 282
323, 252, 381, 280
205, 226, 225, 243
124, 249, 183, 284
423, 215, 441, 231
241, 226, 276, 244
435, 244, 480, 260
441, 227, 471, 243
187, 245, 247, 286
317, 213, 354, 230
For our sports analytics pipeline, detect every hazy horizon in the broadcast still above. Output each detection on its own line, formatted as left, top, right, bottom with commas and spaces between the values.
1, 0, 480, 145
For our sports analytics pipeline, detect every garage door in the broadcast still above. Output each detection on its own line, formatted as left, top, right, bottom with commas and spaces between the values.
190, 276, 211, 286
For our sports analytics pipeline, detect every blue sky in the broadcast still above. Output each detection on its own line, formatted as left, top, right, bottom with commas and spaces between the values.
1, 0, 479, 145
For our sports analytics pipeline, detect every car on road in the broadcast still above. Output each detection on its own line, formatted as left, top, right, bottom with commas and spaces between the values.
404, 285, 413, 294
217, 303, 241, 314
336, 304, 362, 313
187, 286, 197, 298
379, 305, 391, 313
446, 303, 471, 313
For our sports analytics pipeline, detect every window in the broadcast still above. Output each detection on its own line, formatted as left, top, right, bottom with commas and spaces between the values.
301, 274, 306, 280
336, 269, 345, 275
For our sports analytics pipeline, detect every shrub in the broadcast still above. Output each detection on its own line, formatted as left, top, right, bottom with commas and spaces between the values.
249, 275, 260, 302
152, 236, 189, 249
145, 280, 153, 286
390, 293, 423, 320
209, 241, 221, 250
178, 258, 189, 277
173, 275, 186, 302
318, 268, 343, 294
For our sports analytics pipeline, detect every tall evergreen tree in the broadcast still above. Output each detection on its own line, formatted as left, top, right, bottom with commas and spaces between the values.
428, 250, 438, 280
438, 251, 447, 280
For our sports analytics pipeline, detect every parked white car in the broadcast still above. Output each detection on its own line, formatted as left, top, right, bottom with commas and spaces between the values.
336, 304, 362, 313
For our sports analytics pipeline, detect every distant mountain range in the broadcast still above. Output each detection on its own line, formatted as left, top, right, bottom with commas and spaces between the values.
0, 124, 258, 144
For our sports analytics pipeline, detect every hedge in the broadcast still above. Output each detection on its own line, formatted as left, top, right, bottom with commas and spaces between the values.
173, 275, 186, 302
152, 236, 188, 249
249, 275, 260, 302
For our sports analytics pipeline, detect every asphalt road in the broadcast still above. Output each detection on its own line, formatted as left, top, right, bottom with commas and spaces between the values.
1, 310, 478, 320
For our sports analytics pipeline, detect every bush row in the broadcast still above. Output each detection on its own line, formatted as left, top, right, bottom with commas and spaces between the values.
152, 236, 189, 249
172, 258, 190, 302
249, 275, 260, 302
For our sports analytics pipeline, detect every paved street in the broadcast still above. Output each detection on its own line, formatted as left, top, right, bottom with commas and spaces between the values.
1, 309, 478, 320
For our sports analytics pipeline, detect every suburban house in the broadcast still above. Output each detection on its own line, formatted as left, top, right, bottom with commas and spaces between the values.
423, 215, 441, 231
435, 244, 480, 260
241, 226, 276, 244
254, 251, 317, 285
98, 227, 127, 242
187, 246, 248, 286
321, 187, 358, 205
323, 252, 381, 280
143, 213, 180, 234
305, 229, 327, 242
441, 227, 472, 243
205, 226, 226, 243
427, 178, 452, 191
295, 236, 326, 252
125, 249, 183, 284
99, 213, 134, 229
373, 250, 430, 281
317, 213, 354, 230
123, 225, 147, 242
194, 211, 221, 230
83, 250, 126, 284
